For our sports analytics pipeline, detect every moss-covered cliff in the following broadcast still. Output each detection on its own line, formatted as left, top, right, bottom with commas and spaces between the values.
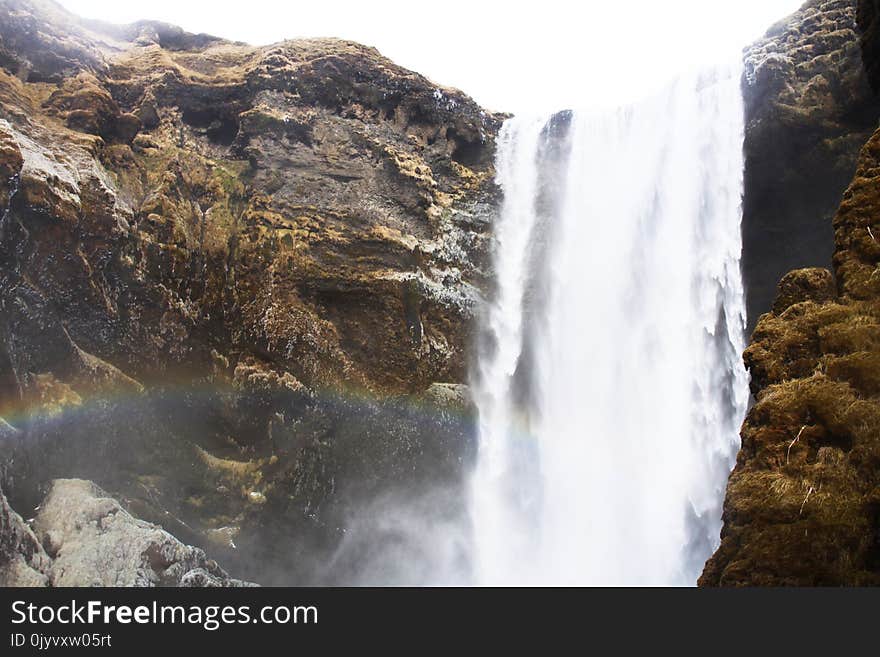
0, 0, 501, 396
741, 0, 880, 332
701, 0, 880, 585
0, 0, 499, 584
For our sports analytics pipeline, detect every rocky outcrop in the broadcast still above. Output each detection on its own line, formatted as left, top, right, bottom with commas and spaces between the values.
0, 0, 500, 397
701, 123, 880, 585
1, 479, 252, 586
0, 0, 496, 584
701, 0, 880, 589
741, 0, 880, 331
35, 479, 253, 586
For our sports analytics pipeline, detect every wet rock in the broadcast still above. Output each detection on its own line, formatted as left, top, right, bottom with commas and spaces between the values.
858, 0, 880, 90
31, 479, 255, 587
419, 382, 473, 412
741, 0, 880, 332
0, 0, 107, 81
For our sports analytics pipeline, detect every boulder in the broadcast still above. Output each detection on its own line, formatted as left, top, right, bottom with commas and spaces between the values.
2, 479, 257, 587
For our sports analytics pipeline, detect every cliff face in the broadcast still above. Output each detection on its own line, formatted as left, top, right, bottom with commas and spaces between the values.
0, 0, 499, 584
741, 0, 880, 331
701, 0, 880, 585
0, 0, 500, 396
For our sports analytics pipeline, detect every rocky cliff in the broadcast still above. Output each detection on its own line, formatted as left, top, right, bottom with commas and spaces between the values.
701, 0, 880, 585
741, 0, 880, 331
0, 0, 500, 584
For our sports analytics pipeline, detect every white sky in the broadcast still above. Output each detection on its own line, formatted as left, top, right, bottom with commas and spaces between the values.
58, 0, 805, 113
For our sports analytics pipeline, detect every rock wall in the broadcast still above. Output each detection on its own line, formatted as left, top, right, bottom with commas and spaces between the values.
741, 0, 880, 332
701, 134, 880, 585
857, 0, 880, 89
701, 0, 880, 584
0, 0, 501, 397
0, 0, 498, 584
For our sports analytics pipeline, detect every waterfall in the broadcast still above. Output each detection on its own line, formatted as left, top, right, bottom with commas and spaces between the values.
470, 62, 749, 586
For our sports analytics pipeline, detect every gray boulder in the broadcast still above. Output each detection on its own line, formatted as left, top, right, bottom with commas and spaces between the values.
1, 479, 255, 586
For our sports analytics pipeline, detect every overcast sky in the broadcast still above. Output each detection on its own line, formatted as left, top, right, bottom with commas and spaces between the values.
58, 0, 806, 113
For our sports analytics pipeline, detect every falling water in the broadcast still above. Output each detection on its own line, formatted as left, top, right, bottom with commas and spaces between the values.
470, 62, 749, 586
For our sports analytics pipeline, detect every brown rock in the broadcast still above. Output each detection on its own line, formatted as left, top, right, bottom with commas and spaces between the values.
708, 4, 880, 583
0, 0, 492, 585
0, 0, 501, 398
833, 127, 880, 299
772, 267, 838, 314
702, 125, 880, 586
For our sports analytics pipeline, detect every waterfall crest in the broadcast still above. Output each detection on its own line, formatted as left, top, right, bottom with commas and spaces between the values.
470, 62, 749, 586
